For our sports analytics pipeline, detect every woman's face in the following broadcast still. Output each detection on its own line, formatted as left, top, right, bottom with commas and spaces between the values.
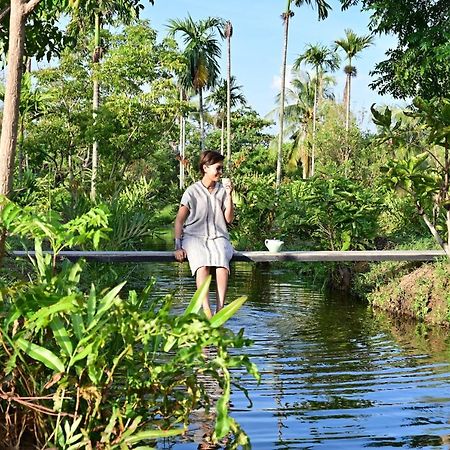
203, 162, 224, 181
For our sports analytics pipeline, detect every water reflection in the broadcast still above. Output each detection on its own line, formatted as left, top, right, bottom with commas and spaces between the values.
149, 262, 450, 449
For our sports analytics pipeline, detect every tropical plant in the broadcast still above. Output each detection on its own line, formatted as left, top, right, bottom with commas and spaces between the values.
207, 77, 246, 155
334, 28, 374, 131
276, 0, 332, 187
277, 70, 315, 178
373, 97, 450, 258
167, 15, 224, 151
341, 0, 450, 100
277, 177, 384, 251
0, 198, 259, 448
293, 44, 339, 175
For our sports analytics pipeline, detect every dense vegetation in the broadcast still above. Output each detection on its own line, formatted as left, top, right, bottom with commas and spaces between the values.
0, 0, 449, 448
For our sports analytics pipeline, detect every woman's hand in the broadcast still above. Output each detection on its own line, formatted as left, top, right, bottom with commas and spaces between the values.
222, 177, 233, 195
174, 248, 187, 262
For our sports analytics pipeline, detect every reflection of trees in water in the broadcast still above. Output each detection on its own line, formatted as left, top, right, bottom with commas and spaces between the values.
372, 310, 450, 363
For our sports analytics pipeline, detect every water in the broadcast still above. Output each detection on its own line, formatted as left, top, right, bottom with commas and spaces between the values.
145, 262, 450, 449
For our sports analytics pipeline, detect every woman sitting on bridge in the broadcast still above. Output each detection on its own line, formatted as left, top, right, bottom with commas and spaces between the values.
174, 150, 234, 318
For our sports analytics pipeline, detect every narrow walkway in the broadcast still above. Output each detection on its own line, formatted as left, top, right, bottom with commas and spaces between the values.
10, 249, 446, 263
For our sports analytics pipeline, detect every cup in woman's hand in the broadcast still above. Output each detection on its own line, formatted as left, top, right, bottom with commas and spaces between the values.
222, 177, 231, 188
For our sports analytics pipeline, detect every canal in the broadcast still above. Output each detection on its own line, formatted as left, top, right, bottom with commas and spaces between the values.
147, 261, 450, 449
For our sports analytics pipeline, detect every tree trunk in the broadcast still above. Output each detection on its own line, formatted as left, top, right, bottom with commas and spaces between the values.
311, 69, 318, 177
0, 0, 27, 266
220, 117, 225, 155
345, 62, 351, 132
226, 21, 233, 170
276, 5, 291, 188
179, 89, 185, 189
0, 0, 26, 199
90, 12, 101, 202
199, 88, 205, 152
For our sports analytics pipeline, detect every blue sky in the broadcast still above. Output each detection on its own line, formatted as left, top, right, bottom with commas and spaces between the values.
142, 0, 401, 130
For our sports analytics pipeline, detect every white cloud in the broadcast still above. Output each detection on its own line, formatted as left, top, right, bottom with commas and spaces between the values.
271, 64, 294, 92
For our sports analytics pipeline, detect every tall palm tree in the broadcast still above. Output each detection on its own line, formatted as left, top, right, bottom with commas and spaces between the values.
207, 77, 246, 155
168, 15, 224, 152
334, 28, 374, 131
293, 43, 339, 175
276, 0, 331, 187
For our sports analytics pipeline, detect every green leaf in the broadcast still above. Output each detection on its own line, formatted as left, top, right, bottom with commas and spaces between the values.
214, 392, 232, 438
87, 281, 126, 330
124, 428, 184, 444
209, 296, 247, 328
87, 284, 96, 325
183, 275, 211, 316
71, 313, 85, 341
50, 316, 73, 356
16, 337, 65, 372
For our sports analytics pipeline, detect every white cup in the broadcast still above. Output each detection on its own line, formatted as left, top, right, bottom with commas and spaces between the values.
265, 239, 284, 252
222, 177, 231, 188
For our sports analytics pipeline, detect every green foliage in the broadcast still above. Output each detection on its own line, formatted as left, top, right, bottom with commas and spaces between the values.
23, 21, 182, 200
0, 200, 258, 449
352, 0, 450, 99
373, 98, 450, 254
231, 174, 278, 249
277, 177, 384, 251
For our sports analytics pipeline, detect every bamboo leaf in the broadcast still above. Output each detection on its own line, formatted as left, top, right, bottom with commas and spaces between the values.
16, 337, 65, 372
209, 296, 247, 328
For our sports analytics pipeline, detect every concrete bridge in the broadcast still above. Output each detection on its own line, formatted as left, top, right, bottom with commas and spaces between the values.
10, 249, 447, 263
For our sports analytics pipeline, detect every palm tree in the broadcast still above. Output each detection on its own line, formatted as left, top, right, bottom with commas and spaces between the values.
283, 72, 315, 178
207, 77, 246, 155
334, 28, 374, 131
276, 0, 332, 187
293, 43, 339, 175
275, 69, 335, 178
168, 15, 224, 152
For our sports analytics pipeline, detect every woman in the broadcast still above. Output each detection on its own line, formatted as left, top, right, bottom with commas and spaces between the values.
174, 150, 234, 318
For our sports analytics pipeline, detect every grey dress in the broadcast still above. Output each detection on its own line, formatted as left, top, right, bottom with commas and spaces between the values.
180, 181, 234, 276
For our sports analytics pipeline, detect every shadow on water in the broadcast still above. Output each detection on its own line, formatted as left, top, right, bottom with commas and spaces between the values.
147, 262, 450, 450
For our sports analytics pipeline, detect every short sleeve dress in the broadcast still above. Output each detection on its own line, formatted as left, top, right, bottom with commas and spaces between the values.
180, 181, 234, 276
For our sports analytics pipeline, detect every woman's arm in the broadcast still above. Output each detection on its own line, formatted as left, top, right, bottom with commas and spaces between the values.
174, 205, 190, 261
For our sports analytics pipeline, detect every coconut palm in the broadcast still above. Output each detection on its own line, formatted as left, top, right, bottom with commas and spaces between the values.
293, 43, 339, 175
207, 77, 246, 155
334, 28, 374, 131
168, 15, 224, 152
275, 69, 335, 178
276, 0, 332, 187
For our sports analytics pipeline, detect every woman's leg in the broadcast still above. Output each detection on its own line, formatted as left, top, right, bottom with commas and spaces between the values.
196, 266, 212, 318
215, 267, 229, 314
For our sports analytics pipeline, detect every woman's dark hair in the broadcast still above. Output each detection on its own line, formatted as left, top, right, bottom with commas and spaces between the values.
198, 150, 225, 175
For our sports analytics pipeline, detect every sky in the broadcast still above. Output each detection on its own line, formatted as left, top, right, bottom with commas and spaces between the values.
141, 0, 403, 131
